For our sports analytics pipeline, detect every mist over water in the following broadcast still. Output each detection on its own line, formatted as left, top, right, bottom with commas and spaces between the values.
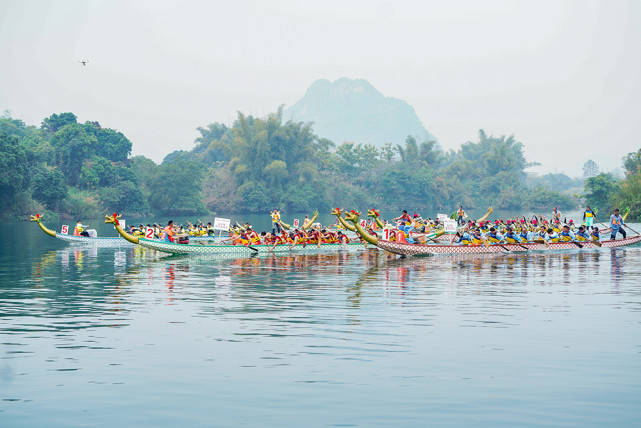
1, 222, 641, 427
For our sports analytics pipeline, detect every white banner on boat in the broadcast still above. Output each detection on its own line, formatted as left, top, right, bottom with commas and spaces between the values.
213, 217, 231, 231
117, 219, 126, 229
437, 213, 448, 221
444, 220, 458, 233
61, 225, 69, 235
145, 227, 154, 239
360, 220, 367, 228
293, 219, 300, 228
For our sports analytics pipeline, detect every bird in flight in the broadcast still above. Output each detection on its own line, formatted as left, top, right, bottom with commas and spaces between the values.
79, 60, 89, 66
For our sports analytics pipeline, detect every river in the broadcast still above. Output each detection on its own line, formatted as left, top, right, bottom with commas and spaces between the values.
1, 220, 640, 427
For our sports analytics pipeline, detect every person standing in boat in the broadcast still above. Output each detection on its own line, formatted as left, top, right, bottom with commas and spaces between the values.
610, 208, 627, 240
73, 220, 89, 237
161, 220, 175, 243
456, 206, 465, 225
271, 209, 281, 234
583, 205, 596, 228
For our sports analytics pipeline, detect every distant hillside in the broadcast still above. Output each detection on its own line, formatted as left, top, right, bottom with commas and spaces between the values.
284, 78, 436, 147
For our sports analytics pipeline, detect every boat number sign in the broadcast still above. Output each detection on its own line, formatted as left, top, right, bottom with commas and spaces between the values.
383, 228, 391, 240
145, 227, 154, 239
293, 219, 300, 228
213, 217, 231, 231
444, 220, 457, 233
61, 225, 69, 234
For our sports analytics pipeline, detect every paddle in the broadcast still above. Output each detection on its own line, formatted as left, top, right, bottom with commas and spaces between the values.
624, 224, 641, 235
247, 244, 259, 252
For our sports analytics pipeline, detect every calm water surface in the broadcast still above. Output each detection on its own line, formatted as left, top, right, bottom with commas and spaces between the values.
1, 222, 641, 427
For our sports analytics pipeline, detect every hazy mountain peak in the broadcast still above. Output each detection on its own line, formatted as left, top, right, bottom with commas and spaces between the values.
285, 78, 435, 147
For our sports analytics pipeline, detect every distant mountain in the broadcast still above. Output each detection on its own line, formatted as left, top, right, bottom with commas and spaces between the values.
284, 78, 436, 147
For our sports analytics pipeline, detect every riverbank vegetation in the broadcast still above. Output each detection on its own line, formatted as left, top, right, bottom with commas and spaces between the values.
584, 148, 641, 220
3, 108, 635, 220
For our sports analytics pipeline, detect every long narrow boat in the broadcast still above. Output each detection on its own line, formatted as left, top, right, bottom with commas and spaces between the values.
105, 213, 374, 255
31, 214, 134, 247
342, 211, 641, 256
30, 213, 223, 246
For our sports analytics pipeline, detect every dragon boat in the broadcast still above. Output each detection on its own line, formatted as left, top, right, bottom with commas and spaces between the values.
343, 211, 641, 257
30, 213, 220, 247
105, 213, 374, 256
31, 214, 134, 247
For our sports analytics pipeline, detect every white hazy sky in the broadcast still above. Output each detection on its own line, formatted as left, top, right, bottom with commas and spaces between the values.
1, 0, 640, 176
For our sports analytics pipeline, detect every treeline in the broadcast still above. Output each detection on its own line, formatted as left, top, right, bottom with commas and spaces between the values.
1, 108, 581, 219
584, 149, 641, 220
177, 107, 576, 213
0, 112, 203, 218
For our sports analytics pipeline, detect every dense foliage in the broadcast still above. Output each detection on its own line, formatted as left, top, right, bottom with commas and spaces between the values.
0, 112, 204, 219
1, 108, 584, 220
583, 148, 641, 220
191, 109, 576, 213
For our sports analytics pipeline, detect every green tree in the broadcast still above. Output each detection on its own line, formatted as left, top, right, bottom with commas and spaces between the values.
149, 158, 206, 215
0, 132, 32, 207
50, 123, 97, 185
31, 168, 67, 209
584, 173, 619, 212
41, 112, 77, 133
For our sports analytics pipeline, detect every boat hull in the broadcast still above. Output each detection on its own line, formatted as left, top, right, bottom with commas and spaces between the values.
55, 233, 134, 246
376, 235, 641, 256
136, 238, 375, 255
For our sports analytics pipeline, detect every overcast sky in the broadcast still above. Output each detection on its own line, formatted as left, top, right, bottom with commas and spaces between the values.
1, 0, 640, 176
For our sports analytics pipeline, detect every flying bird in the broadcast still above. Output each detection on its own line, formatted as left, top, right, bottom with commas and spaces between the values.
79, 60, 89, 66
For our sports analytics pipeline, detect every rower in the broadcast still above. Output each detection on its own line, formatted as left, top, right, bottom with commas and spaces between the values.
453, 230, 472, 245
74, 220, 89, 237
161, 220, 175, 243
485, 227, 503, 244
504, 227, 522, 244
559, 225, 576, 242
470, 229, 485, 245
546, 228, 560, 243
609, 208, 627, 240
590, 226, 601, 242
575, 226, 590, 242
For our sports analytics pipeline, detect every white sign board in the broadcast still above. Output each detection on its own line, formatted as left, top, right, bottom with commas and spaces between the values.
444, 220, 458, 233
437, 213, 448, 221
61, 225, 69, 235
360, 219, 367, 228
117, 219, 126, 229
145, 227, 155, 239
213, 217, 231, 231
293, 219, 300, 228
383, 228, 392, 240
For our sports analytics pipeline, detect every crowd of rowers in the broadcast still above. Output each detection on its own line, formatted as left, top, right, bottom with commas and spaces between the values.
450, 206, 628, 245
126, 218, 354, 248
122, 205, 629, 247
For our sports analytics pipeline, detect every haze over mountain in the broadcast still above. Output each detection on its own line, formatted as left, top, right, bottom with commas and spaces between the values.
284, 78, 436, 147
